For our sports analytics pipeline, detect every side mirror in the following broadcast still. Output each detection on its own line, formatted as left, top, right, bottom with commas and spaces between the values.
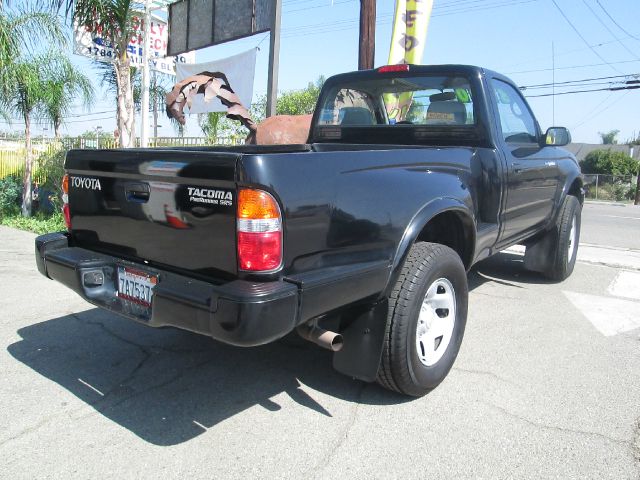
544, 127, 571, 147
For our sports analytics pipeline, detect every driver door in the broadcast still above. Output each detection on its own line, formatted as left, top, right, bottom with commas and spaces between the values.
491, 79, 561, 243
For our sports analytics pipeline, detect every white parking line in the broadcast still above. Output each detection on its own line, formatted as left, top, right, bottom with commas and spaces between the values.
608, 271, 640, 301
563, 291, 640, 336
504, 244, 640, 270
577, 244, 640, 270
599, 215, 640, 221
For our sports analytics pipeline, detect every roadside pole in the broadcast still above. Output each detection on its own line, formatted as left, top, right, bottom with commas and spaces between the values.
358, 0, 376, 70
266, 0, 282, 118
140, 0, 151, 148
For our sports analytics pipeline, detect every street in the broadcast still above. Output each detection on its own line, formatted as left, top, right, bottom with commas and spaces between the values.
1, 202, 639, 479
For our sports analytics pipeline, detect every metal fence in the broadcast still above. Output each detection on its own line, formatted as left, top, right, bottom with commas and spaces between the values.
583, 174, 638, 202
0, 144, 60, 184
0, 136, 243, 184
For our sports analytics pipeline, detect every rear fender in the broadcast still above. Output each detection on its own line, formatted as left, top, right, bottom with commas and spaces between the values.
383, 198, 476, 298
331, 199, 475, 382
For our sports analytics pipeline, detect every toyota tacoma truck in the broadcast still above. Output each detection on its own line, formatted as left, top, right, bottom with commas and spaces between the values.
35, 65, 583, 397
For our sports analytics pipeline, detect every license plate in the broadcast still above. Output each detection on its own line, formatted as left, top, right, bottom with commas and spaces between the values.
117, 267, 157, 307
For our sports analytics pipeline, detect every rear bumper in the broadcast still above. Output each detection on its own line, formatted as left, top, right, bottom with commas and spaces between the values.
35, 233, 299, 346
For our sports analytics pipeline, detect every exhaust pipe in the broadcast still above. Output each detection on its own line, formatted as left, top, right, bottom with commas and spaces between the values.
297, 323, 344, 352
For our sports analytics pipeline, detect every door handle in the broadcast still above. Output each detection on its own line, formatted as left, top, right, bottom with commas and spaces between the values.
125, 182, 150, 203
512, 162, 524, 173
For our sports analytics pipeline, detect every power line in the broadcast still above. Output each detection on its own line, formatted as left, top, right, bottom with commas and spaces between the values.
0, 115, 115, 126
581, 0, 640, 61
520, 73, 640, 89
504, 36, 640, 71
571, 91, 630, 130
506, 59, 640, 75
596, 0, 640, 43
525, 84, 640, 98
282, 0, 539, 38
550, 0, 622, 74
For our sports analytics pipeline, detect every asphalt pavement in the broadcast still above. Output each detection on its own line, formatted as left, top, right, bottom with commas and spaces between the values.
1, 203, 639, 479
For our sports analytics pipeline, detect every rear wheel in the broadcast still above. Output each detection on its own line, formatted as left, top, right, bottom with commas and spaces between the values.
376, 242, 468, 397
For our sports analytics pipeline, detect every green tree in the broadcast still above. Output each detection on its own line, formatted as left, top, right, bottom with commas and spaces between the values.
199, 112, 225, 143
0, 7, 65, 217
42, 57, 94, 138
598, 129, 620, 145
580, 149, 639, 176
627, 133, 640, 146
0, 7, 64, 96
73, 0, 138, 147
275, 76, 325, 116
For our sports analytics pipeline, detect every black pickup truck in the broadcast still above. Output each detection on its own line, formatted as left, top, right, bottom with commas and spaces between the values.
35, 65, 583, 397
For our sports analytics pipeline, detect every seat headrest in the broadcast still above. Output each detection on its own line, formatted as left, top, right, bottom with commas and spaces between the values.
425, 99, 467, 125
340, 107, 375, 126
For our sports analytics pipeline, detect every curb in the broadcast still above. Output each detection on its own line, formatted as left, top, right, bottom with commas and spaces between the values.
584, 200, 631, 207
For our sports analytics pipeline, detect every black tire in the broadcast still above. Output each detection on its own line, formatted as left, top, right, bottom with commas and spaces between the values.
544, 195, 581, 281
376, 242, 468, 397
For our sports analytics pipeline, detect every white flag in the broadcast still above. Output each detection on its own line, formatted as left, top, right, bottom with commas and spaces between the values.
176, 48, 257, 114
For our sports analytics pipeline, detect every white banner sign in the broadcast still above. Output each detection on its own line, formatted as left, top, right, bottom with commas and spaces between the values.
176, 48, 258, 114
73, 15, 195, 75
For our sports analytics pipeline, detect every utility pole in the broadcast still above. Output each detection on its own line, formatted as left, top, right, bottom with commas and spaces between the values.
140, 0, 151, 147
635, 163, 640, 205
266, 0, 282, 118
152, 73, 159, 143
358, 0, 376, 70
552, 41, 555, 125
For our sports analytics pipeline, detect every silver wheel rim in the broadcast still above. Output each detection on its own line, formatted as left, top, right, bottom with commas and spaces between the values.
415, 278, 456, 367
568, 215, 577, 261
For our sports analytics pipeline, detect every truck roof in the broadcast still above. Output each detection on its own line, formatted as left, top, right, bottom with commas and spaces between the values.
325, 64, 515, 87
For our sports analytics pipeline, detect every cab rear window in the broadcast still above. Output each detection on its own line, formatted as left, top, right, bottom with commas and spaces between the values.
318, 75, 475, 127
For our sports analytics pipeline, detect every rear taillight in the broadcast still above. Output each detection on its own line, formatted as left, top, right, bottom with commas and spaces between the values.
62, 174, 71, 230
237, 189, 282, 272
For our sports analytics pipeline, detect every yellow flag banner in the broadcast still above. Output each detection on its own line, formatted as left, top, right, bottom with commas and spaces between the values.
385, 0, 434, 121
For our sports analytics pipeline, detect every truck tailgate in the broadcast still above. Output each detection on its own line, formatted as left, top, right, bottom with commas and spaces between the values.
65, 149, 239, 279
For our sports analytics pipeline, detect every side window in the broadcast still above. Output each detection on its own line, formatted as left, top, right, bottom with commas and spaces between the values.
492, 79, 538, 144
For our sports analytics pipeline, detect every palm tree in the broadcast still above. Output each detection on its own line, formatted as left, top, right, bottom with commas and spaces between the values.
73, 0, 138, 147
0, 7, 66, 217
42, 58, 94, 138
0, 58, 45, 216
199, 112, 225, 144
0, 7, 65, 95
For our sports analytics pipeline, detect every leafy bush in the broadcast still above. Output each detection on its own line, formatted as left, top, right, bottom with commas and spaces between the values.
0, 212, 65, 234
0, 177, 22, 217
595, 182, 636, 201
35, 147, 66, 211
580, 149, 639, 175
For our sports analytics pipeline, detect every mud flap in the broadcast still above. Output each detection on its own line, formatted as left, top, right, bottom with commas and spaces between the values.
333, 300, 388, 382
523, 229, 558, 274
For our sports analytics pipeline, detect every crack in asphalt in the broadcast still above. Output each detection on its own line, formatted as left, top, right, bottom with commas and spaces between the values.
0, 414, 62, 448
471, 291, 522, 300
632, 418, 640, 476
486, 400, 632, 450
0, 312, 218, 445
578, 260, 640, 272
76, 356, 218, 423
452, 367, 521, 388
309, 382, 367, 480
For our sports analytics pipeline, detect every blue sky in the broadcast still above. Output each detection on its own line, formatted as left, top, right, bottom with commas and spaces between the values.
9, 0, 640, 143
